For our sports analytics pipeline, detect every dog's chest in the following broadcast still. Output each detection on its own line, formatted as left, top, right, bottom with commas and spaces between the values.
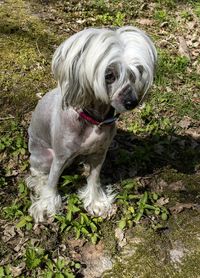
79, 126, 112, 155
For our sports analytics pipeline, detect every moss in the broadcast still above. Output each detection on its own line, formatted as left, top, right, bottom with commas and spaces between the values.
101, 221, 117, 255
103, 210, 200, 278
160, 168, 200, 202
0, 0, 57, 118
179, 253, 200, 277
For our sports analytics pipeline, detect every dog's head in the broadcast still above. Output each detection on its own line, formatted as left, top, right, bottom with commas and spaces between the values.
52, 26, 157, 113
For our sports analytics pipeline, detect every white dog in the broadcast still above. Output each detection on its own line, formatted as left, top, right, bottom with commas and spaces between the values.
26, 26, 157, 222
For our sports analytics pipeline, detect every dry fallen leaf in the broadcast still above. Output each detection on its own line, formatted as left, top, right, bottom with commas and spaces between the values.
192, 98, 200, 104
2, 225, 16, 242
178, 36, 191, 60
178, 116, 192, 129
157, 179, 168, 191
81, 241, 104, 261
67, 238, 85, 250
81, 241, 113, 278
156, 197, 169, 206
136, 18, 155, 26
168, 181, 186, 192
170, 203, 199, 214
185, 127, 200, 142
10, 262, 26, 278
115, 227, 127, 248
187, 21, 197, 30
14, 238, 29, 253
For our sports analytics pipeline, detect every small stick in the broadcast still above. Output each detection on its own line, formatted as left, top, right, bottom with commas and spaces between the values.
0, 115, 15, 121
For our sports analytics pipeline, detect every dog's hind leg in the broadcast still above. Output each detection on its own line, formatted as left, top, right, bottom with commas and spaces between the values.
26, 136, 60, 222
28, 152, 74, 222
26, 136, 53, 195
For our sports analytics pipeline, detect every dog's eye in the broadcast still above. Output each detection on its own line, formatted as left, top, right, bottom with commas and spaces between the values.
129, 72, 136, 83
105, 71, 116, 84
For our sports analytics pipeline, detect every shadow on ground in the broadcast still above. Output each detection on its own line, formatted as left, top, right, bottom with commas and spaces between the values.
102, 127, 200, 188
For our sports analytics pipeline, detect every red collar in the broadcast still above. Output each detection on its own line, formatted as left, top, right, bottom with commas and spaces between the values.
78, 108, 120, 127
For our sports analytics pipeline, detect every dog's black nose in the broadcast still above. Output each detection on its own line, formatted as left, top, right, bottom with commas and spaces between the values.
124, 94, 138, 110
124, 100, 138, 110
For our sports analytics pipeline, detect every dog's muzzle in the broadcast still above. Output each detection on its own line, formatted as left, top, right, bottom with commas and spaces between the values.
123, 87, 139, 110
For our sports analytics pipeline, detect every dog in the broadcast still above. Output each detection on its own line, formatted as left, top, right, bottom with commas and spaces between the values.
26, 26, 157, 222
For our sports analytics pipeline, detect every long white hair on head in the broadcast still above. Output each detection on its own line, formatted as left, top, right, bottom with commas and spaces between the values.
52, 27, 157, 108
52, 28, 123, 108
116, 26, 157, 98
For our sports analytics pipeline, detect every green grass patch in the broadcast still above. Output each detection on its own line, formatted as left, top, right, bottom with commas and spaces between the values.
117, 179, 169, 230
3, 180, 31, 220
156, 50, 190, 85
24, 245, 79, 277
54, 193, 103, 245
0, 120, 28, 177
54, 177, 169, 243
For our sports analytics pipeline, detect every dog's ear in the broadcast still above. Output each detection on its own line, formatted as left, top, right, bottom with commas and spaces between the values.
52, 29, 110, 108
52, 34, 90, 108
136, 65, 144, 76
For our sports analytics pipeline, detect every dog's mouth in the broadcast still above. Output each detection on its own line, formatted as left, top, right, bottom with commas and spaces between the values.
107, 106, 116, 117
100, 106, 120, 125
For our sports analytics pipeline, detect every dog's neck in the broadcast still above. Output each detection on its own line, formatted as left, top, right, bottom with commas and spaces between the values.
84, 102, 112, 122
79, 102, 119, 126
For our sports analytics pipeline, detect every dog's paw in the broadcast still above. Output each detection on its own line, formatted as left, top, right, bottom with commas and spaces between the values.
78, 185, 117, 218
29, 194, 62, 223
86, 202, 117, 219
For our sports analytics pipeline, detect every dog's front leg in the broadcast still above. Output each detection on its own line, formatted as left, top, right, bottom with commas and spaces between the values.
29, 156, 71, 222
79, 152, 116, 218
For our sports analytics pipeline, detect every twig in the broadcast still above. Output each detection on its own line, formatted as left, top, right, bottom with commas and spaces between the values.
0, 115, 15, 121
36, 40, 42, 56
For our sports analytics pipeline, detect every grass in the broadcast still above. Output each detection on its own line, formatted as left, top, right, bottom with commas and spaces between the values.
1, 0, 200, 277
